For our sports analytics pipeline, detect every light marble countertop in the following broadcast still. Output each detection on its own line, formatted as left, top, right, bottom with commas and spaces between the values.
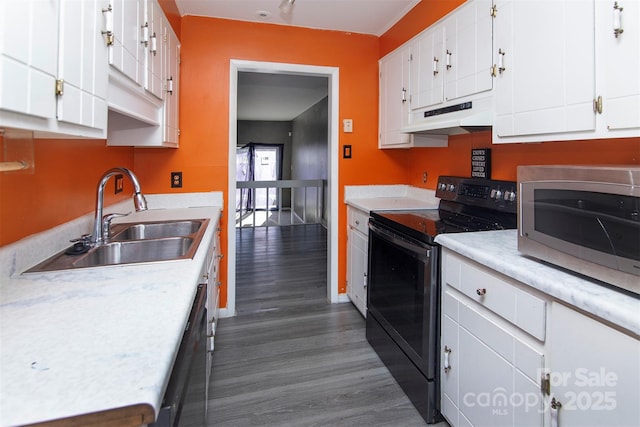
344, 185, 440, 212
435, 230, 640, 336
0, 193, 222, 426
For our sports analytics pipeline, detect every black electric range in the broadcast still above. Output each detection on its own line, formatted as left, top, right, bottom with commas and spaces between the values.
370, 176, 518, 244
365, 176, 518, 424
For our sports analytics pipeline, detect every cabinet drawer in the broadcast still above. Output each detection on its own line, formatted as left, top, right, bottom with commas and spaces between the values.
348, 207, 369, 235
458, 256, 546, 341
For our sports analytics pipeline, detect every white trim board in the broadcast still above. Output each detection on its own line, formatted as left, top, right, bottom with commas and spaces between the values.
226, 60, 340, 317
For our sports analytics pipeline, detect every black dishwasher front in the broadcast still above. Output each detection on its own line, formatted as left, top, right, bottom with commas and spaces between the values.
151, 284, 207, 427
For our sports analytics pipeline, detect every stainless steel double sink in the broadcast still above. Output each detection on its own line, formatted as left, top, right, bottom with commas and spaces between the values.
25, 219, 209, 273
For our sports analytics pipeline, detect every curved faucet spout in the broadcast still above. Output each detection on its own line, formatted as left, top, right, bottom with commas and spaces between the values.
91, 168, 147, 245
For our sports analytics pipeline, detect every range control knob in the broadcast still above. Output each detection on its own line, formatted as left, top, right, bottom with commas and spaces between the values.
490, 189, 503, 199
504, 191, 517, 202
446, 184, 456, 192
438, 183, 447, 191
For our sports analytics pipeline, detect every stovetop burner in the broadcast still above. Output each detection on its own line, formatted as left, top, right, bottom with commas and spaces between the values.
369, 176, 518, 244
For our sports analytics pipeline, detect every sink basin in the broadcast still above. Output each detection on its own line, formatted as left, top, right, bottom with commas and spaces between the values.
110, 219, 206, 241
24, 218, 209, 273
72, 237, 194, 268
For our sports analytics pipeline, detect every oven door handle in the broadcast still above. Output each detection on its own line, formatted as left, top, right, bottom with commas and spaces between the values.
369, 222, 432, 260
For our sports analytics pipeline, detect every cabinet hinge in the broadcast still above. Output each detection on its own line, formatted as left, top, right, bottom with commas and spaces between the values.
540, 372, 550, 396
490, 4, 498, 17
55, 79, 64, 96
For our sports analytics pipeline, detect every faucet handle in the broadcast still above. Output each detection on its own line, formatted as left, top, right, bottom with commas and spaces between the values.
70, 234, 92, 244
102, 212, 130, 241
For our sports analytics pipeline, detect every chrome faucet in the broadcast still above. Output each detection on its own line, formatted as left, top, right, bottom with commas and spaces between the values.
91, 167, 147, 245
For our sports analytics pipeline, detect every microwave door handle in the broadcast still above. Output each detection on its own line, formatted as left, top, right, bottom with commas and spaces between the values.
369, 222, 432, 259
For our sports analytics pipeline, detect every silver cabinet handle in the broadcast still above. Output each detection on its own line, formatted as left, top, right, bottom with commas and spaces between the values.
444, 346, 452, 373
614, 1, 624, 38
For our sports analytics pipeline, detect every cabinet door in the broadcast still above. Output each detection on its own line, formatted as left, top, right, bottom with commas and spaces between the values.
348, 227, 368, 317
109, 0, 144, 85
411, 25, 445, 110
548, 303, 640, 427
444, 0, 493, 102
493, 0, 596, 140
379, 46, 412, 148
56, 0, 108, 132
597, 0, 640, 132
441, 290, 461, 427
163, 24, 179, 146
146, 0, 164, 100
0, 0, 58, 120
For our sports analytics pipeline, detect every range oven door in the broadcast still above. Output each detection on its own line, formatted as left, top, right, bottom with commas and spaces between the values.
366, 219, 439, 380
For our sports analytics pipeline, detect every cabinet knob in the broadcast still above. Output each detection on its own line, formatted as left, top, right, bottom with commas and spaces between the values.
476, 288, 487, 296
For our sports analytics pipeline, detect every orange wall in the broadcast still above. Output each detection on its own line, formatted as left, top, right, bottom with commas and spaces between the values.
0, 137, 133, 245
158, 0, 181, 39
404, 131, 640, 189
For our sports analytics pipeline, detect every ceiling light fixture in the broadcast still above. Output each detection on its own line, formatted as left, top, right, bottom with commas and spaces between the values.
279, 0, 296, 15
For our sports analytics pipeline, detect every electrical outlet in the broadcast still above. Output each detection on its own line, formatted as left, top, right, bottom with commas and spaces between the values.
422, 172, 428, 183
115, 174, 124, 194
171, 171, 183, 188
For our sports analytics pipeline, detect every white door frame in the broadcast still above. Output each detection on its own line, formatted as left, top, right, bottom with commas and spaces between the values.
223, 59, 341, 317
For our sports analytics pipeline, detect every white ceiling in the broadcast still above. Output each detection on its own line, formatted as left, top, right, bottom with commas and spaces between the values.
237, 72, 329, 121
175, 0, 420, 121
175, 0, 420, 36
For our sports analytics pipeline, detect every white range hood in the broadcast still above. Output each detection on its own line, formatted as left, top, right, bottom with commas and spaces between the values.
403, 94, 493, 136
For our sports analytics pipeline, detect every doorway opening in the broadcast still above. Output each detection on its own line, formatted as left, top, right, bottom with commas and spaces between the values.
225, 60, 341, 318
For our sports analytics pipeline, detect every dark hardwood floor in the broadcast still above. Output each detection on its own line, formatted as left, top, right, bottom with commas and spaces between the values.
204, 224, 433, 426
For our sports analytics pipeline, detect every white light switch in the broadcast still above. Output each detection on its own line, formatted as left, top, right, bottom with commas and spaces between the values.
343, 119, 353, 133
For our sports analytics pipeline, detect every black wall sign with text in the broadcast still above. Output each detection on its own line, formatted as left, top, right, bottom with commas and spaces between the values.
471, 148, 491, 179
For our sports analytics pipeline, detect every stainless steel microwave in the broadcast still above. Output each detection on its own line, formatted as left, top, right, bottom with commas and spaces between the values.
518, 165, 640, 295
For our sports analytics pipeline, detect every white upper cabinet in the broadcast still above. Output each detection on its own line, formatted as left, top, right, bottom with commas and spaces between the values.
379, 46, 447, 148
379, 46, 412, 148
56, 0, 109, 132
596, 0, 640, 134
0, 0, 108, 138
163, 24, 180, 147
0, 0, 59, 121
443, 0, 493, 102
492, 0, 596, 141
107, 0, 180, 147
108, 0, 145, 86
145, 0, 164, 100
410, 24, 445, 111
492, 0, 639, 143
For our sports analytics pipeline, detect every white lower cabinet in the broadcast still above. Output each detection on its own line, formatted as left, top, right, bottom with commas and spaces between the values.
200, 219, 222, 402
441, 275, 545, 427
547, 302, 640, 427
441, 248, 640, 427
346, 206, 368, 317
